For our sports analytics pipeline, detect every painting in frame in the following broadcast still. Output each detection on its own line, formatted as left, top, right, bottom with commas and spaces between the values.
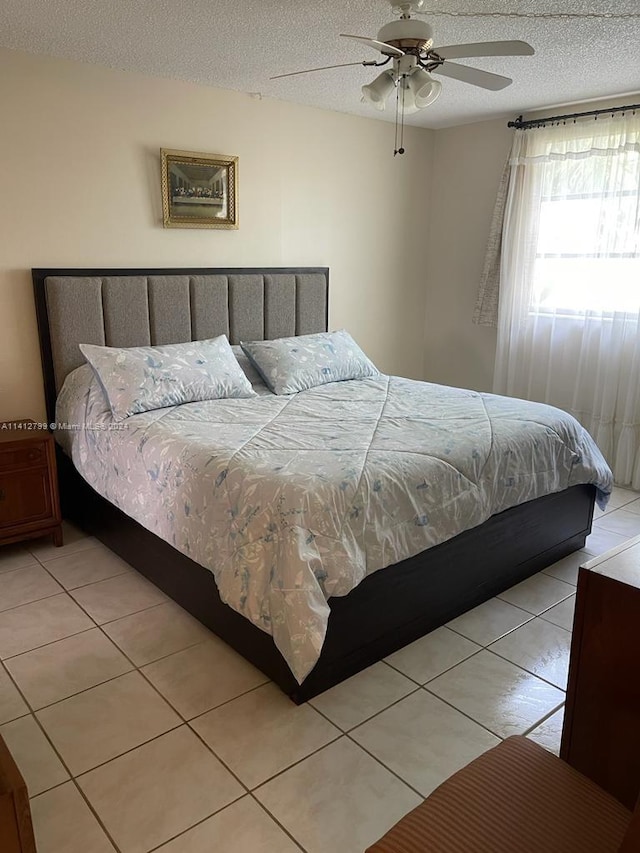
161, 149, 238, 229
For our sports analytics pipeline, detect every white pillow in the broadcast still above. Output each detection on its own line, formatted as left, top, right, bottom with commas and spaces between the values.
80, 336, 255, 421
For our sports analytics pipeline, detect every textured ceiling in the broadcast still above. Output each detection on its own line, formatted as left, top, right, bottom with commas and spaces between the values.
1, 0, 639, 128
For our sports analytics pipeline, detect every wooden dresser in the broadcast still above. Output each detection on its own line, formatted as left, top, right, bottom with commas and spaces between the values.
0, 421, 62, 548
561, 534, 640, 810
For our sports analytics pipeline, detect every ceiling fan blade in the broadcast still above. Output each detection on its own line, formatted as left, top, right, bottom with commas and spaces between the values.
340, 34, 404, 57
270, 61, 367, 80
433, 61, 512, 90
434, 40, 535, 60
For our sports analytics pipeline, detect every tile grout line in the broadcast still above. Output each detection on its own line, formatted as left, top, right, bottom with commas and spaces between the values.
420, 679, 554, 743
179, 678, 270, 723
385, 640, 567, 739
0, 559, 41, 575
306, 662, 419, 731
442, 604, 574, 690
46, 567, 132, 593
384, 648, 482, 692
0, 660, 124, 853
28, 537, 171, 622
307, 668, 556, 801
248, 794, 307, 853
31, 538, 137, 590
186, 695, 343, 790
0, 542, 137, 661
495, 589, 575, 613
66, 594, 171, 627
520, 700, 566, 738
485, 642, 569, 693
178, 678, 351, 852
142, 792, 249, 853
33, 543, 119, 566
0, 588, 66, 616
343, 728, 431, 801
383, 636, 567, 736
444, 613, 537, 645
305, 688, 433, 801
53, 777, 125, 853
34, 554, 177, 634
4, 633, 221, 715
28, 537, 103, 564
184, 720, 315, 847
99, 598, 194, 628
140, 788, 307, 853
6, 546, 171, 650
537, 597, 577, 618
1, 622, 97, 664
0, 621, 101, 666
0, 560, 65, 580
248, 729, 366, 791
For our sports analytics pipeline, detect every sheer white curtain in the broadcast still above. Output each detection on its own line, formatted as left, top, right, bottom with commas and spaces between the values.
494, 114, 640, 487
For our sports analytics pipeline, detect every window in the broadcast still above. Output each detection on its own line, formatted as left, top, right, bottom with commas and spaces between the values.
494, 114, 640, 488
531, 150, 640, 314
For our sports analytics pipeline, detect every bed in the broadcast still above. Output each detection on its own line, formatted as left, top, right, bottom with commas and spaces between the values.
33, 266, 611, 702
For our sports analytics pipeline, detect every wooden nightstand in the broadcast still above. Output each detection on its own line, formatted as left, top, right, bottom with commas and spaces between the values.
0, 421, 62, 548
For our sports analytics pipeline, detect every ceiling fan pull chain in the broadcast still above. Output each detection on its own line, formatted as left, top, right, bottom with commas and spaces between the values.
394, 79, 401, 155
400, 78, 406, 154
394, 76, 407, 156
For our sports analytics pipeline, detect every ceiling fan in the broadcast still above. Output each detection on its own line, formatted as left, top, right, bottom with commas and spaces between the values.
271, 0, 534, 124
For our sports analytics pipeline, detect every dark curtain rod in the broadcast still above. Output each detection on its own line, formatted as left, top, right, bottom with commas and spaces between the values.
508, 102, 640, 130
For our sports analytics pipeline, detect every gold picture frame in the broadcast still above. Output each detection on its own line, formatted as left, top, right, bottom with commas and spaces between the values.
160, 149, 238, 229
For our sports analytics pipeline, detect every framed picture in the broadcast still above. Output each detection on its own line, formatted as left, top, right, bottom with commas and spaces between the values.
160, 149, 238, 229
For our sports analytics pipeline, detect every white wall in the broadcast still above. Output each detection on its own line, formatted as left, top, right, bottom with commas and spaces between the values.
424, 117, 510, 391
0, 48, 434, 421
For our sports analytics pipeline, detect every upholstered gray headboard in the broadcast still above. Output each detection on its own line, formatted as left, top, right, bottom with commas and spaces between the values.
33, 267, 329, 420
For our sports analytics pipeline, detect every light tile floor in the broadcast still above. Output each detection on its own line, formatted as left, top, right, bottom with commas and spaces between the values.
0, 484, 636, 853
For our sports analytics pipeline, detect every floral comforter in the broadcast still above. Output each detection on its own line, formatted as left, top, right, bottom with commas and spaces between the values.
56, 365, 612, 682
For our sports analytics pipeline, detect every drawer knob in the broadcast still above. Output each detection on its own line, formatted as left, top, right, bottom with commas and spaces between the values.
0, 489, 5, 501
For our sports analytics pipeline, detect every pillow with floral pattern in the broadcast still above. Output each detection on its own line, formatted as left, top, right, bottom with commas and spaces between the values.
80, 335, 255, 421
241, 330, 379, 395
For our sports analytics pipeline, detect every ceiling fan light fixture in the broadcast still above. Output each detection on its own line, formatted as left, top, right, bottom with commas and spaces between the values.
408, 68, 442, 108
361, 70, 395, 110
398, 76, 420, 115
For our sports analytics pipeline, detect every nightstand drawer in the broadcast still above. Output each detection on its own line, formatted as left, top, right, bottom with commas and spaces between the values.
0, 421, 61, 548
0, 470, 53, 527
0, 443, 47, 472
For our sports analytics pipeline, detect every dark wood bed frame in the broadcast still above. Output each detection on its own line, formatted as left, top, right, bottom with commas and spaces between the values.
33, 267, 596, 703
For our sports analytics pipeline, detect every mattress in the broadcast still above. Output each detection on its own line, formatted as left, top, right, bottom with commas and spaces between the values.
55, 361, 612, 682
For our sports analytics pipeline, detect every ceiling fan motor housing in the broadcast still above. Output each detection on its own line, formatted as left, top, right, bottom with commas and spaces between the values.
389, 0, 426, 15
377, 19, 434, 54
